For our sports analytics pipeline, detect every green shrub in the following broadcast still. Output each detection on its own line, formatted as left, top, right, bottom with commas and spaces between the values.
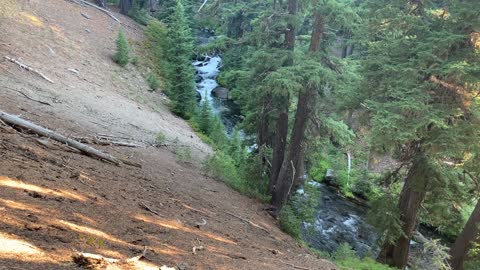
175, 146, 192, 162
129, 6, 151, 26
113, 30, 130, 66
145, 21, 168, 75
334, 243, 395, 270
146, 72, 160, 91
204, 151, 243, 189
279, 203, 302, 239
155, 132, 167, 144
131, 55, 140, 66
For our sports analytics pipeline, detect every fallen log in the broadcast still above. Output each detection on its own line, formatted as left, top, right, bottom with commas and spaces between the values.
73, 246, 147, 268
70, 0, 120, 23
0, 111, 122, 165
4, 56, 54, 83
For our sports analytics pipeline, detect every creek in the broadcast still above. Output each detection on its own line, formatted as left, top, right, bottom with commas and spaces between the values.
193, 30, 443, 266
193, 30, 241, 134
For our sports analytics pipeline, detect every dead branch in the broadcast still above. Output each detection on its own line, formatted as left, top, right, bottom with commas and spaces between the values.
197, 0, 208, 12
192, 245, 204, 255
139, 202, 161, 216
429, 75, 472, 111
70, 0, 120, 23
73, 247, 147, 268
0, 111, 137, 166
195, 218, 207, 228
9, 88, 52, 106
4, 56, 54, 83
225, 211, 270, 234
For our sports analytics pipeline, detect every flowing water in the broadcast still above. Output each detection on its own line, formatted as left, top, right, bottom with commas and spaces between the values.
300, 181, 379, 257
194, 30, 241, 133
194, 30, 443, 266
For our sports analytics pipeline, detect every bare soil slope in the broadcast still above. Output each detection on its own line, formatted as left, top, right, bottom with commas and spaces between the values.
0, 1, 336, 269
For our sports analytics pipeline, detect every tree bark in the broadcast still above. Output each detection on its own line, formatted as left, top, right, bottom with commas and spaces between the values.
284, 0, 297, 50
450, 198, 480, 270
119, 0, 133, 15
270, 9, 324, 217
271, 86, 314, 214
308, 11, 324, 53
378, 155, 429, 269
268, 0, 298, 194
269, 105, 289, 193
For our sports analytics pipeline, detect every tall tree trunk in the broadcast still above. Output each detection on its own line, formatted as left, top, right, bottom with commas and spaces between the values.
269, 0, 298, 194
270, 10, 324, 216
269, 104, 289, 193
450, 198, 480, 270
378, 154, 429, 269
271, 86, 315, 214
119, 0, 133, 15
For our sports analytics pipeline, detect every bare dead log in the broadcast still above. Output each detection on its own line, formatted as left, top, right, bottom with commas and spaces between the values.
70, 0, 120, 23
0, 111, 126, 165
4, 56, 54, 83
73, 247, 147, 268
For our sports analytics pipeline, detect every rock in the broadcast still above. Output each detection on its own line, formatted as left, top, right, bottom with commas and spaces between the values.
212, 86, 230, 100
325, 169, 335, 182
196, 91, 201, 101
195, 75, 202, 83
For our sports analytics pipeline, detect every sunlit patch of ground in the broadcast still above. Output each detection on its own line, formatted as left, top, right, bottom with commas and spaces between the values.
135, 214, 237, 245
0, 232, 53, 264
19, 11, 44, 28
0, 176, 87, 201
0, 0, 18, 18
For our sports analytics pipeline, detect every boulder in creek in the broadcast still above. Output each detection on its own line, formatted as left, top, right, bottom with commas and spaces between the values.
212, 86, 230, 100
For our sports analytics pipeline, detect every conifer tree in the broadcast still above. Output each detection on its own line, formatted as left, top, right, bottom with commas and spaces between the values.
113, 29, 130, 67
197, 95, 212, 134
165, 0, 196, 118
357, 0, 480, 268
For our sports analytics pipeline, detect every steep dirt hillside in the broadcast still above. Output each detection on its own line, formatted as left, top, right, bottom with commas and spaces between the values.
0, 1, 337, 269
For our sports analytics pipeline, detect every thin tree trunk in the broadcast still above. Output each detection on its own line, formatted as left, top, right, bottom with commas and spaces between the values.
378, 155, 429, 269
450, 198, 480, 270
258, 93, 272, 148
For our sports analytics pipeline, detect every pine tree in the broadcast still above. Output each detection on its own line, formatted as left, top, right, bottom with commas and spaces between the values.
113, 29, 130, 67
357, 0, 480, 268
197, 95, 212, 134
165, 0, 196, 118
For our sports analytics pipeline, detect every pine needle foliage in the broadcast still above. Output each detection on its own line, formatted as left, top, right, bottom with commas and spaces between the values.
164, 0, 196, 118
113, 29, 130, 66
